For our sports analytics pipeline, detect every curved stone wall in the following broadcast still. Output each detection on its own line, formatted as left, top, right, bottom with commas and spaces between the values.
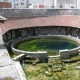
11, 35, 80, 59
58, 35, 80, 58
11, 36, 47, 61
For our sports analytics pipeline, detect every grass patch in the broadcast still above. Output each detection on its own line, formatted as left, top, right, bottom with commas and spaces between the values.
23, 59, 80, 80
23, 63, 59, 80
47, 50, 59, 56
62, 55, 80, 62
9, 52, 18, 58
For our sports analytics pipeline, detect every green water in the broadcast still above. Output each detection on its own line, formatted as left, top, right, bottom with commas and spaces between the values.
16, 38, 78, 52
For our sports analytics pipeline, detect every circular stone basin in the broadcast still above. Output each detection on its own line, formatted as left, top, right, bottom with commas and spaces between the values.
15, 37, 79, 51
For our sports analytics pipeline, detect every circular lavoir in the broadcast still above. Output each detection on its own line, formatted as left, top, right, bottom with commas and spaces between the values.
15, 37, 79, 51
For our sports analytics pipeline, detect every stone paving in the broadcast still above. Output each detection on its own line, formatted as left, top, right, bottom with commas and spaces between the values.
0, 27, 27, 80
0, 46, 21, 80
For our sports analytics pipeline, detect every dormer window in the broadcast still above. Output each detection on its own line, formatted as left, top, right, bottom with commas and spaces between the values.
21, 0, 24, 5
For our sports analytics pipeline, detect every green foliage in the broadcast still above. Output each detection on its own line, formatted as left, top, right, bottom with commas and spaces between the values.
47, 50, 59, 56
23, 63, 60, 80
23, 59, 80, 80
24, 63, 47, 78
68, 65, 74, 71
40, 63, 48, 69
9, 52, 18, 58
62, 55, 80, 62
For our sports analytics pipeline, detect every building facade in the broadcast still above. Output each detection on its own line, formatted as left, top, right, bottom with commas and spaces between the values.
0, 0, 80, 8
13, 0, 80, 9
57, 0, 77, 8
13, 0, 27, 8
0, 2, 11, 8
0, 0, 11, 8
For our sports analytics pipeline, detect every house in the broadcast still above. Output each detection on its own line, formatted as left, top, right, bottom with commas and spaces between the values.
0, 0, 80, 9
13, 0, 78, 9
13, 0, 27, 8
0, 0, 11, 8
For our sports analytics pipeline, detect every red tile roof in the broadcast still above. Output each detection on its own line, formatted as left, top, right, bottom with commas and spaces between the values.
0, 2, 11, 8
0, 15, 80, 34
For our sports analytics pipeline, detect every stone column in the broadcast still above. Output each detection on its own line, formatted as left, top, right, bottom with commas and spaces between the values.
76, 29, 79, 38
26, 0, 29, 8
7, 32, 11, 40
0, 28, 4, 46
54, 0, 57, 8
18, 0, 21, 8
3, 35, 6, 42
22, 29, 26, 37
68, 28, 70, 36
11, 30, 15, 39
77, 0, 80, 8
58, 28, 61, 35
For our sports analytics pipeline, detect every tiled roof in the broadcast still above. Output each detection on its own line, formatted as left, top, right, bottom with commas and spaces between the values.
0, 15, 80, 34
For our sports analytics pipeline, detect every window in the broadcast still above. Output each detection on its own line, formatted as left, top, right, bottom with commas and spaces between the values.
21, 0, 24, 5
70, 4, 75, 8
15, 0, 18, 5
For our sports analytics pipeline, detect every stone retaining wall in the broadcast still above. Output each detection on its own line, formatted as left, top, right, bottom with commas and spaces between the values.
58, 35, 80, 58
60, 48, 80, 59
0, 9, 80, 18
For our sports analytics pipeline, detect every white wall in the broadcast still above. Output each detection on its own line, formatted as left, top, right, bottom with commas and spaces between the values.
77, 0, 80, 8
28, 0, 54, 8
11, 0, 27, 8
10, 0, 78, 8
57, 0, 77, 8
29, 0, 53, 6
